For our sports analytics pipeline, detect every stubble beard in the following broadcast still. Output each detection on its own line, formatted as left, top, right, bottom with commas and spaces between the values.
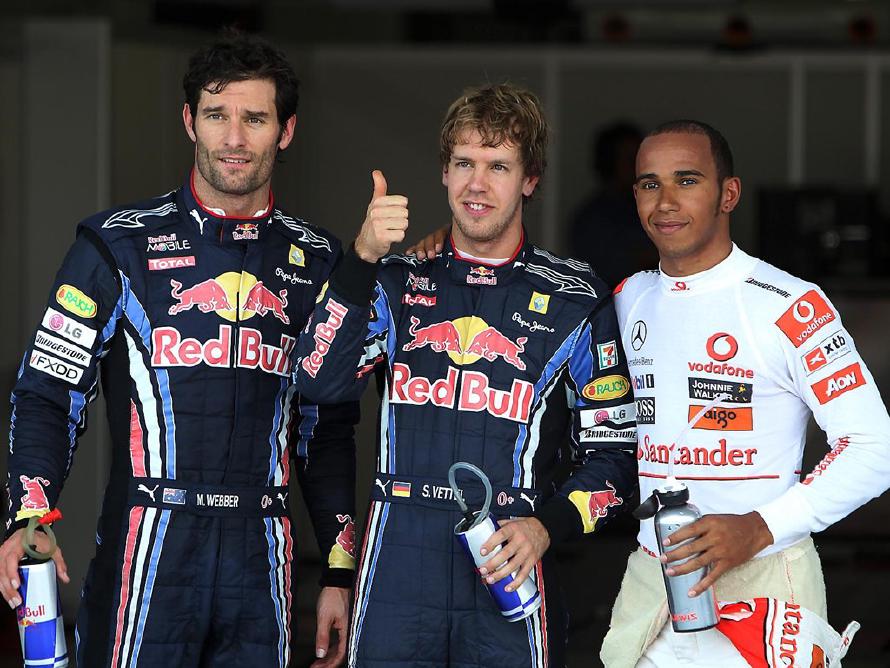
194, 140, 275, 198
452, 197, 522, 245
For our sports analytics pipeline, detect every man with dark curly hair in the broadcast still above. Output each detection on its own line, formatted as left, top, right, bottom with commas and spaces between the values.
1, 31, 356, 668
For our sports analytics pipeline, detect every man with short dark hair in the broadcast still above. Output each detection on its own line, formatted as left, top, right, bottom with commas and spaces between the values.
1, 32, 357, 667
295, 83, 637, 667
601, 120, 890, 666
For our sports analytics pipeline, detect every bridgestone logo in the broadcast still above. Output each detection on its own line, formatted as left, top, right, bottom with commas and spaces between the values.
745, 278, 791, 298
34, 331, 90, 367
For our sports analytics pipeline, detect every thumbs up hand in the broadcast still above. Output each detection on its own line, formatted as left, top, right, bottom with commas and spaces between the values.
354, 170, 409, 263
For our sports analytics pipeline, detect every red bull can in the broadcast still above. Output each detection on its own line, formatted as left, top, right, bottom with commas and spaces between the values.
454, 512, 541, 622
17, 558, 68, 667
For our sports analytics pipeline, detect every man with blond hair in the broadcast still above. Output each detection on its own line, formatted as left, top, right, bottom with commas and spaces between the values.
294, 83, 637, 666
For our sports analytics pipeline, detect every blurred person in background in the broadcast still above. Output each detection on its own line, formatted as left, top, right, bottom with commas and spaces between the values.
567, 122, 657, 289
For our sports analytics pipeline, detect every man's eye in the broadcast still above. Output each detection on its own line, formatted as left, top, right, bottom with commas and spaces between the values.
247, 117, 264, 124
640, 182, 658, 190
207, 113, 223, 120
455, 160, 471, 168
680, 178, 697, 186
492, 164, 507, 172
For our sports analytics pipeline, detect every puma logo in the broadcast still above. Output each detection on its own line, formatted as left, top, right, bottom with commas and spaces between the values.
138, 484, 159, 502
375, 478, 390, 495
520, 492, 537, 511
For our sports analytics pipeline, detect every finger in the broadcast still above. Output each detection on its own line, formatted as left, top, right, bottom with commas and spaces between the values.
480, 527, 508, 557
687, 563, 723, 597
333, 622, 348, 665
315, 613, 331, 660
665, 553, 709, 577
505, 561, 534, 592
370, 195, 408, 209
485, 556, 517, 585
663, 521, 703, 546
371, 170, 387, 201
53, 547, 70, 584
1, 553, 22, 608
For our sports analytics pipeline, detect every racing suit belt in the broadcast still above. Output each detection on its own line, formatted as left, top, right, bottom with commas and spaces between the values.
370, 472, 540, 517
128, 477, 290, 517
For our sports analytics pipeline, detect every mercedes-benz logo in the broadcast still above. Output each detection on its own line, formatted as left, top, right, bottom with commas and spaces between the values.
631, 320, 647, 351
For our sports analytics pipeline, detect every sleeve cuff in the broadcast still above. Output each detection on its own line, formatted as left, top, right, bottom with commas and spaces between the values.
754, 484, 814, 547
535, 495, 584, 546
319, 566, 355, 589
330, 244, 379, 306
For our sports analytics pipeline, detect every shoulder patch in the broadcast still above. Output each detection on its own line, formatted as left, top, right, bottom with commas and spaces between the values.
102, 201, 178, 229
381, 252, 425, 267
529, 246, 592, 274
523, 263, 597, 298
613, 277, 629, 295
272, 211, 334, 253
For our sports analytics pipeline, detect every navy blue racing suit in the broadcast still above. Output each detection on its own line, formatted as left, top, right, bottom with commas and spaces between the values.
295, 235, 638, 668
6, 178, 358, 668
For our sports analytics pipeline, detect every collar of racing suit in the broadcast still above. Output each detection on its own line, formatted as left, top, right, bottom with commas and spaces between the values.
443, 228, 528, 286
656, 243, 756, 296
180, 170, 274, 246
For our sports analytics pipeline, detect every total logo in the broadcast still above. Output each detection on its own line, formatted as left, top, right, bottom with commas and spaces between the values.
168, 273, 289, 324
402, 316, 527, 370
776, 290, 836, 348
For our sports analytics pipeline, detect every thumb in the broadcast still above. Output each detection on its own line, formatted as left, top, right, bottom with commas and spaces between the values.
315, 613, 330, 659
371, 169, 387, 201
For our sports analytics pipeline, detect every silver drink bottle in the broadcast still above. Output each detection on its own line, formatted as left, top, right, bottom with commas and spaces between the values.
634, 480, 718, 632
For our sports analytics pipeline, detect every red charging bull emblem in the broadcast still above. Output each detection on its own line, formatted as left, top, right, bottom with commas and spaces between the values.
335, 514, 355, 556
588, 481, 622, 518
467, 266, 497, 286
402, 316, 527, 370
19, 475, 50, 512
168, 273, 289, 324
243, 281, 289, 325
233, 223, 259, 241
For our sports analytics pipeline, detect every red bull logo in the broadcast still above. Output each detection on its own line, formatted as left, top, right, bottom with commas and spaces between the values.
19, 476, 50, 512
169, 279, 233, 315
390, 363, 533, 423
168, 273, 289, 324
588, 481, 622, 518
401, 316, 527, 370
335, 514, 355, 556
568, 481, 623, 533
233, 223, 259, 240
467, 266, 497, 285
328, 513, 356, 570
301, 299, 348, 378
243, 281, 289, 324
152, 324, 295, 376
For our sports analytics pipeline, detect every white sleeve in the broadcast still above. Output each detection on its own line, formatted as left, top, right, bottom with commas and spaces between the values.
755, 287, 890, 545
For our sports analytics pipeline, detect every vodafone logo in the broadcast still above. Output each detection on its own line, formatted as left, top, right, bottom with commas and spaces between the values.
706, 332, 738, 362
793, 299, 815, 323
776, 290, 835, 348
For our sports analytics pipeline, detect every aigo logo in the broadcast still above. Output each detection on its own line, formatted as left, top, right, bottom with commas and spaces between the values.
706, 332, 738, 362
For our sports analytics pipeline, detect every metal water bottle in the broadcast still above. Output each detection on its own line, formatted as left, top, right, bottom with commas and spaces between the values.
634, 481, 718, 633
16, 511, 68, 667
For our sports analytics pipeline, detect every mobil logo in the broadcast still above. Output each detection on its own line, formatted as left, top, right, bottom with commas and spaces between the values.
168, 273, 289, 324
402, 316, 527, 370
